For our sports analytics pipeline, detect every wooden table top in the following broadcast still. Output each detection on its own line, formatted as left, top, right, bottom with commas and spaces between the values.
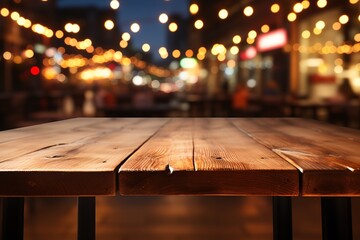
0, 118, 359, 197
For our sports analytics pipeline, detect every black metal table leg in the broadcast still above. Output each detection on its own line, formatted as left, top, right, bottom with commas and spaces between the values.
321, 197, 352, 240
273, 196, 292, 240
1, 197, 24, 240
78, 197, 96, 240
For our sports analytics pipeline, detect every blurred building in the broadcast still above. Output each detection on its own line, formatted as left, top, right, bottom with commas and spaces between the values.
189, 0, 360, 99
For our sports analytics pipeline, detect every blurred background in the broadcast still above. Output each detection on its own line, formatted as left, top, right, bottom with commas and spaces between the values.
0, 0, 359, 129
1, 0, 360, 239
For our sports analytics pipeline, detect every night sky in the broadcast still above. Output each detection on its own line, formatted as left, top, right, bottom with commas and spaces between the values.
58, 0, 189, 59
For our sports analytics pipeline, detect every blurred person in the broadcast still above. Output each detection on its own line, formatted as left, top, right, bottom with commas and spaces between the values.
232, 83, 249, 116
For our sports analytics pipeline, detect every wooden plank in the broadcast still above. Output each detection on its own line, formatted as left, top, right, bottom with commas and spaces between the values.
229, 118, 360, 196
192, 118, 298, 195
119, 118, 298, 195
0, 118, 167, 196
119, 118, 195, 195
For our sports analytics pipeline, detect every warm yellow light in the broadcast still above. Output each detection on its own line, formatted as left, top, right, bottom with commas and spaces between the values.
217, 54, 226, 62
72, 24, 80, 33
64, 23, 80, 33
159, 47, 168, 55
122, 32, 131, 41
189, 4, 199, 15
13, 56, 22, 64
198, 47, 206, 54
3, 51, 12, 60
230, 46, 239, 55
16, 17, 26, 26
64, 23, 72, 32
302, 0, 310, 9
232, 35, 241, 44
194, 19, 203, 29
24, 19, 32, 28
358, 15, 360, 22
197, 53, 205, 61
317, 0, 327, 8
350, 0, 359, 3
113, 51, 123, 61
119, 40, 128, 48
172, 49, 181, 58
332, 22, 341, 30
271, 4, 280, 13
293, 3, 303, 13
142, 43, 151, 52
248, 30, 257, 39
247, 37, 255, 44
302, 30, 311, 39
169, 22, 178, 32
55, 30, 64, 38
339, 15, 349, 24
0, 8, 10, 17
110, 0, 120, 10
130, 23, 140, 33
104, 20, 114, 30
219, 9, 228, 19
287, 12, 297, 22
261, 24, 270, 33
24, 49, 34, 58
316, 20, 325, 30
45, 29, 54, 38
355, 33, 360, 42
334, 65, 343, 74
160, 53, 169, 59
185, 49, 194, 58
243, 6, 253, 17
10, 11, 20, 21
313, 28, 322, 35
159, 13, 168, 24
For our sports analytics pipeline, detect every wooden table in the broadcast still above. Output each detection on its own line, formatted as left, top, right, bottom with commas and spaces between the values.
1, 118, 359, 240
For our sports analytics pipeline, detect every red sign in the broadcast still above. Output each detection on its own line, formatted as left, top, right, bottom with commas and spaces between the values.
257, 28, 287, 52
240, 46, 257, 60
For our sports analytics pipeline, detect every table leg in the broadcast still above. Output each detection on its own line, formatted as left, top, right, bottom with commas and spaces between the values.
273, 196, 292, 240
78, 197, 96, 240
321, 197, 352, 240
1, 197, 24, 240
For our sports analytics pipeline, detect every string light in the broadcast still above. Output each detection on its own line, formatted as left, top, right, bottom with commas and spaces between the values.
271, 4, 280, 13
159, 13, 168, 24
194, 19, 204, 29
104, 20, 114, 30
218, 9, 228, 19
189, 4, 199, 15
142, 43, 151, 52
172, 49, 180, 58
168, 22, 178, 32
243, 6, 254, 17
110, 0, 120, 10
317, 0, 327, 8
130, 23, 140, 33
232, 35, 241, 44
339, 15, 349, 24
122, 32, 131, 41
261, 24, 270, 33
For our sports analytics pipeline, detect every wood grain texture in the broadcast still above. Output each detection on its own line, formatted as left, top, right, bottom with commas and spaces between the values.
0, 118, 167, 196
229, 118, 360, 196
119, 118, 298, 196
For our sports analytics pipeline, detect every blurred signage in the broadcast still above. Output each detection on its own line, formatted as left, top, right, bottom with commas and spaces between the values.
240, 46, 257, 60
257, 28, 287, 52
